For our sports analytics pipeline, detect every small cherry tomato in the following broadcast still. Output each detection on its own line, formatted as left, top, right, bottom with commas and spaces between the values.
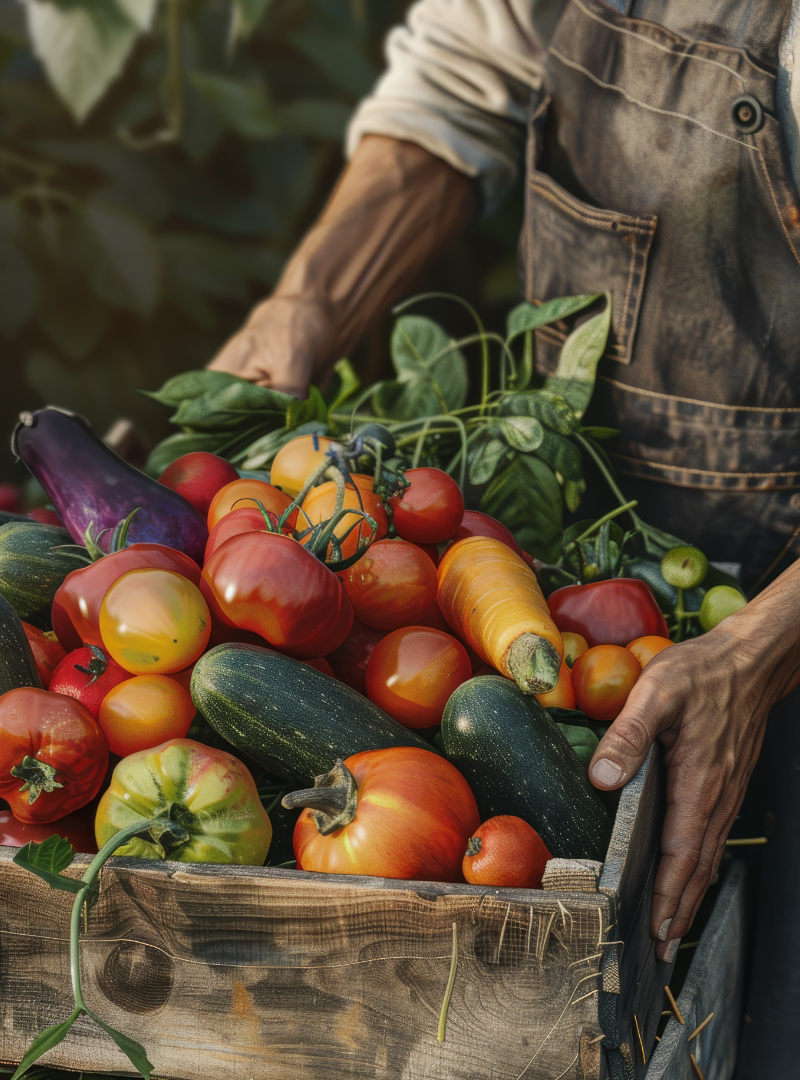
389, 468, 464, 544
300, 475, 388, 560
627, 635, 674, 668
562, 631, 589, 669
21, 624, 66, 690
207, 478, 294, 531
451, 510, 521, 554
98, 675, 196, 757
341, 538, 438, 630
27, 507, 63, 526
99, 569, 211, 675
535, 659, 575, 709
49, 646, 133, 718
462, 815, 551, 888
270, 434, 336, 497
572, 644, 641, 722
325, 616, 387, 696
0, 807, 98, 853
365, 626, 472, 728
159, 452, 240, 519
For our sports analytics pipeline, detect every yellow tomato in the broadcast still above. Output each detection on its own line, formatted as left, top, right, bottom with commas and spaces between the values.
562, 631, 589, 668
98, 675, 195, 756
99, 569, 210, 675
627, 635, 673, 668
270, 434, 336, 498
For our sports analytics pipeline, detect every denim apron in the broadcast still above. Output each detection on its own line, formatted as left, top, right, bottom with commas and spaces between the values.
520, 3, 800, 1075
522, 0, 800, 591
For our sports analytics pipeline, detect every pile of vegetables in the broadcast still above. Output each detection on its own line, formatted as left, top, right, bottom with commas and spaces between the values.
0, 293, 749, 1080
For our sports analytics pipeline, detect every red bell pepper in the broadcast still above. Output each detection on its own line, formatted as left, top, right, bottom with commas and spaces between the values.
547, 578, 669, 649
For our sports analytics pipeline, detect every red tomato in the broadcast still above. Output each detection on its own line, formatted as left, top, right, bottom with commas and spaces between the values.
535, 660, 575, 709
462, 816, 551, 888
627, 635, 674, 668
300, 475, 388, 560
0, 808, 98, 853
365, 626, 472, 728
98, 675, 196, 756
0, 687, 108, 823
415, 542, 440, 566
451, 510, 521, 554
547, 579, 668, 649
27, 507, 63, 526
325, 617, 387, 696
51, 544, 202, 653
204, 506, 283, 563
201, 532, 353, 659
49, 646, 133, 718
415, 598, 452, 634
389, 468, 464, 544
291, 747, 480, 882
572, 644, 641, 722
341, 538, 438, 630
159, 453, 240, 519
207, 478, 294, 531
21, 624, 66, 690
0, 484, 21, 512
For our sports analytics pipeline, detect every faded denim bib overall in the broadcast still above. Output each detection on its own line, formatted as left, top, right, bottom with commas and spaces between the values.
522, 2, 800, 1075
524, 0, 800, 591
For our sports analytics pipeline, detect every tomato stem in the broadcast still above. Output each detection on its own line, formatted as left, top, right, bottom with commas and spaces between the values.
281, 759, 358, 836
10, 755, 63, 803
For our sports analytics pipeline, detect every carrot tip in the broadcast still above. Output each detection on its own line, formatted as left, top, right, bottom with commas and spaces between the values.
507, 634, 561, 694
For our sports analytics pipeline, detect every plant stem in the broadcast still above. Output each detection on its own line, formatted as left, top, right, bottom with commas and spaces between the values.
567, 501, 639, 549
437, 922, 459, 1042
573, 433, 644, 530
673, 588, 685, 643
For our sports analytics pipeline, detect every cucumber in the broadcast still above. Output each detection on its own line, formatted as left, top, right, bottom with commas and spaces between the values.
0, 521, 89, 623
191, 643, 434, 784
0, 592, 43, 695
442, 675, 612, 860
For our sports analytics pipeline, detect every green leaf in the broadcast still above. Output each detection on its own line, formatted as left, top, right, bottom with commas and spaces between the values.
277, 99, 351, 139
22, 0, 140, 121
505, 294, 601, 345
534, 429, 584, 481
481, 454, 564, 563
144, 369, 243, 408
497, 416, 544, 453
580, 425, 619, 441
327, 358, 360, 415
229, 0, 274, 43
10, 1009, 82, 1080
285, 28, 377, 97
72, 198, 161, 317
374, 315, 467, 421
85, 1010, 154, 1079
286, 385, 328, 430
113, 0, 158, 31
12, 836, 83, 894
190, 73, 279, 139
496, 390, 577, 436
545, 296, 611, 417
468, 438, 506, 486
563, 478, 586, 513
145, 431, 232, 476
171, 380, 293, 432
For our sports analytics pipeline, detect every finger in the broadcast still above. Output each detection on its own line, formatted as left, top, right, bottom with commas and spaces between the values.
589, 673, 678, 791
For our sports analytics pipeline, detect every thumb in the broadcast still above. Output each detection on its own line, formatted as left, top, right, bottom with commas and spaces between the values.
588, 677, 675, 791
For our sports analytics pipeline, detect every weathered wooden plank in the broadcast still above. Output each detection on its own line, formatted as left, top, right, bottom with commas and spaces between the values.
0, 852, 609, 1080
645, 859, 747, 1080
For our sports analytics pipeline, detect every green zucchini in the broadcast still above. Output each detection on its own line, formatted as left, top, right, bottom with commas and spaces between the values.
0, 521, 89, 623
441, 675, 612, 860
0, 592, 43, 695
191, 643, 434, 784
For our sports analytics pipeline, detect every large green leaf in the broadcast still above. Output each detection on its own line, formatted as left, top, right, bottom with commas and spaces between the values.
505, 294, 601, 345
534, 429, 584, 481
481, 454, 564, 563
496, 389, 577, 436
468, 437, 506, 486
9, 1010, 82, 1080
12, 835, 82, 894
546, 297, 611, 417
190, 73, 279, 139
171, 379, 293, 432
21, 0, 143, 121
229, 0, 274, 44
497, 415, 544, 453
85, 1010, 154, 1080
145, 369, 244, 408
285, 29, 378, 97
373, 315, 467, 421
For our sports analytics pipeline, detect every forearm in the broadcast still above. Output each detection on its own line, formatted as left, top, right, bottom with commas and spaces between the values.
266, 134, 478, 369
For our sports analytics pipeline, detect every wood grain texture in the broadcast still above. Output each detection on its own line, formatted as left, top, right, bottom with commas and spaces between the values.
646, 860, 747, 1080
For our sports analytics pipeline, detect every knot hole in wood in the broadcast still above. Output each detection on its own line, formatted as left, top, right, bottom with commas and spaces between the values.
96, 940, 174, 1014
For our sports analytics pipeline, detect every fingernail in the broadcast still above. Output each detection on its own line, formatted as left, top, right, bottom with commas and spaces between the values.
663, 938, 680, 964
591, 758, 625, 787
658, 918, 672, 942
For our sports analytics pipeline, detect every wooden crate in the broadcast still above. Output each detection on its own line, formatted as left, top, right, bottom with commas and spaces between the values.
0, 746, 670, 1080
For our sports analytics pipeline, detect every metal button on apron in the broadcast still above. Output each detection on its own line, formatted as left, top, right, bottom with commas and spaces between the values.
732, 94, 765, 133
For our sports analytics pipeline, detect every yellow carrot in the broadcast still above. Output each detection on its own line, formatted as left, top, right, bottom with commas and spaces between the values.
437, 536, 563, 694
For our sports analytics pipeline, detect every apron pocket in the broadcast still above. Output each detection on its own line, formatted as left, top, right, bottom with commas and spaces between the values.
521, 169, 657, 366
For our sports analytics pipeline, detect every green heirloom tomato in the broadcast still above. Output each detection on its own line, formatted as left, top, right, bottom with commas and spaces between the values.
95, 738, 272, 865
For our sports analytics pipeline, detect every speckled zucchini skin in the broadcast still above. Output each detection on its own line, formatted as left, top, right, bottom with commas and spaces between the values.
0, 592, 42, 695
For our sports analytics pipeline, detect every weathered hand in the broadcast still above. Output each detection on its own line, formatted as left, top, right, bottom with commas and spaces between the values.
588, 576, 800, 959
207, 296, 335, 399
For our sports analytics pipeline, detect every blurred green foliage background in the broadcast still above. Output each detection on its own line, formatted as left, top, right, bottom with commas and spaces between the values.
0, 0, 522, 483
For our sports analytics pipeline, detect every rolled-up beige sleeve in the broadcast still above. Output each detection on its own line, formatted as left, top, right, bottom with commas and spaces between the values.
346, 0, 567, 215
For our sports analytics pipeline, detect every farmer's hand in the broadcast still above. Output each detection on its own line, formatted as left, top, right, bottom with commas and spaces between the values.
588, 560, 800, 960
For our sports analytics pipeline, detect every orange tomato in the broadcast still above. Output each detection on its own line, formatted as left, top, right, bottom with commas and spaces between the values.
99, 569, 211, 675
535, 659, 575, 709
462, 815, 551, 888
572, 644, 641, 722
562, 631, 589, 668
627, 635, 674, 668
270, 434, 336, 498
98, 675, 196, 757
207, 478, 294, 531
300, 475, 388, 560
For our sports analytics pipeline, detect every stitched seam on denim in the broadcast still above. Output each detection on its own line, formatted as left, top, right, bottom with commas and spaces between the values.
619, 227, 655, 363
530, 175, 656, 233
754, 146, 800, 266
611, 453, 800, 478
549, 48, 757, 150
600, 376, 800, 413
572, 0, 775, 84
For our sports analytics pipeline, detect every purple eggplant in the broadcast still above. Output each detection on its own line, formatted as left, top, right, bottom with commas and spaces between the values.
12, 408, 208, 565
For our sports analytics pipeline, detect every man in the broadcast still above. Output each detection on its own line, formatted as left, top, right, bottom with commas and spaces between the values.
209, 2, 800, 1070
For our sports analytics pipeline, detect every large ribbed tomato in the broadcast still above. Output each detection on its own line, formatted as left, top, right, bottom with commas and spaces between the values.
288, 748, 480, 882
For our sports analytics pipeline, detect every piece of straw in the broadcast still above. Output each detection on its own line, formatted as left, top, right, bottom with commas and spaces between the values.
437, 922, 458, 1042
725, 837, 767, 846
633, 1013, 646, 1064
664, 986, 684, 1025
690, 1052, 704, 1079
688, 1013, 714, 1042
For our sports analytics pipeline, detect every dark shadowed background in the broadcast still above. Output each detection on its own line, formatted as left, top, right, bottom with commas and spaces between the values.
0, 0, 523, 485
